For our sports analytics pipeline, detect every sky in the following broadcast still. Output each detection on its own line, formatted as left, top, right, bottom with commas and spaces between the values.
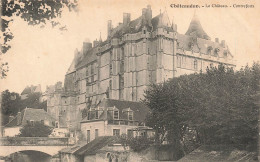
0, 0, 259, 93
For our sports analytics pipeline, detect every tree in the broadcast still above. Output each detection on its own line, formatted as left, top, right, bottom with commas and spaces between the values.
0, 0, 78, 78
19, 122, 53, 137
143, 63, 260, 159
1, 90, 21, 125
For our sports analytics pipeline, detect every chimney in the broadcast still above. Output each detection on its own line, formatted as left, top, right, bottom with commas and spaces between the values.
174, 24, 177, 31
83, 42, 92, 55
221, 40, 226, 48
9, 115, 14, 123
107, 20, 112, 38
146, 5, 152, 21
142, 8, 147, 18
17, 112, 22, 125
123, 13, 131, 25
215, 38, 219, 43
93, 39, 99, 47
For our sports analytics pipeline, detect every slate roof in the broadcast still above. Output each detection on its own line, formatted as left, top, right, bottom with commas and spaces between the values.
185, 13, 211, 40
59, 136, 117, 155
21, 86, 36, 95
111, 10, 173, 39
75, 136, 117, 156
5, 108, 57, 127
177, 33, 232, 58
75, 48, 97, 69
178, 145, 257, 162
81, 99, 150, 123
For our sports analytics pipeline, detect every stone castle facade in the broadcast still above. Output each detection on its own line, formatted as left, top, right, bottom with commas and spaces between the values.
47, 6, 235, 130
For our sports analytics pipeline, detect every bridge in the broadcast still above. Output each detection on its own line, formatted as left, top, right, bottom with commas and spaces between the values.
0, 137, 73, 157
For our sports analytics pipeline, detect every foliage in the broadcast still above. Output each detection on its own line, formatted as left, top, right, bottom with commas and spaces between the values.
143, 63, 260, 159
0, 0, 78, 78
119, 134, 154, 152
18, 122, 53, 137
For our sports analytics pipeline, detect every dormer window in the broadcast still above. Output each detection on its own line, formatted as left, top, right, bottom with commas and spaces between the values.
30, 120, 35, 126
194, 59, 198, 70
128, 111, 133, 120
114, 111, 119, 120
55, 121, 59, 128
95, 110, 99, 119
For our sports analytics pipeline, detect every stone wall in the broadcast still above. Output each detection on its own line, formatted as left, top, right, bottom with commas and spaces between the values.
0, 137, 69, 146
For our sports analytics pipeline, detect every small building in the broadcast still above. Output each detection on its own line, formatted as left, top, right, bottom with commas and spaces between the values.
3, 108, 57, 137
80, 99, 151, 142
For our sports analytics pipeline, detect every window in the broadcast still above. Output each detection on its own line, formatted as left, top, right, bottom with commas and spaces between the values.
87, 130, 90, 142
177, 56, 181, 68
114, 111, 119, 119
120, 60, 124, 73
30, 120, 35, 126
119, 75, 124, 100
194, 59, 198, 70
109, 63, 112, 75
121, 47, 124, 59
109, 80, 112, 90
91, 64, 94, 74
128, 111, 133, 120
87, 112, 90, 120
95, 129, 99, 138
143, 30, 146, 34
55, 121, 59, 128
127, 129, 133, 138
119, 75, 124, 89
86, 69, 89, 76
95, 110, 99, 119
113, 129, 120, 136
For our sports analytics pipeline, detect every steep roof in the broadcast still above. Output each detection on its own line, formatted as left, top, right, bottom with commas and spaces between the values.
5, 108, 57, 127
21, 86, 35, 95
110, 10, 174, 39
185, 13, 211, 40
59, 136, 117, 155
81, 99, 150, 123
177, 33, 233, 58
75, 136, 117, 155
75, 48, 97, 69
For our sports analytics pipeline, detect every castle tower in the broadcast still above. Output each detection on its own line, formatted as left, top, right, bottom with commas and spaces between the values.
185, 12, 211, 40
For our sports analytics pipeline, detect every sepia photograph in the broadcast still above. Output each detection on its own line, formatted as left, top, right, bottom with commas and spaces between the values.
0, 0, 260, 161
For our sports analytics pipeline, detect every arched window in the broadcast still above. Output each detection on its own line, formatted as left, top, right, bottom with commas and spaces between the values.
194, 59, 198, 70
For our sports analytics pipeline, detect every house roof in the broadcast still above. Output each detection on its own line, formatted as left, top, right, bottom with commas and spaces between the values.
76, 136, 117, 155
5, 108, 57, 127
21, 85, 41, 95
21, 86, 36, 95
178, 145, 257, 162
81, 99, 150, 123
59, 136, 117, 156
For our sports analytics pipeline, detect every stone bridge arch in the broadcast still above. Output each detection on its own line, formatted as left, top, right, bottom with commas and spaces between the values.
0, 145, 66, 157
